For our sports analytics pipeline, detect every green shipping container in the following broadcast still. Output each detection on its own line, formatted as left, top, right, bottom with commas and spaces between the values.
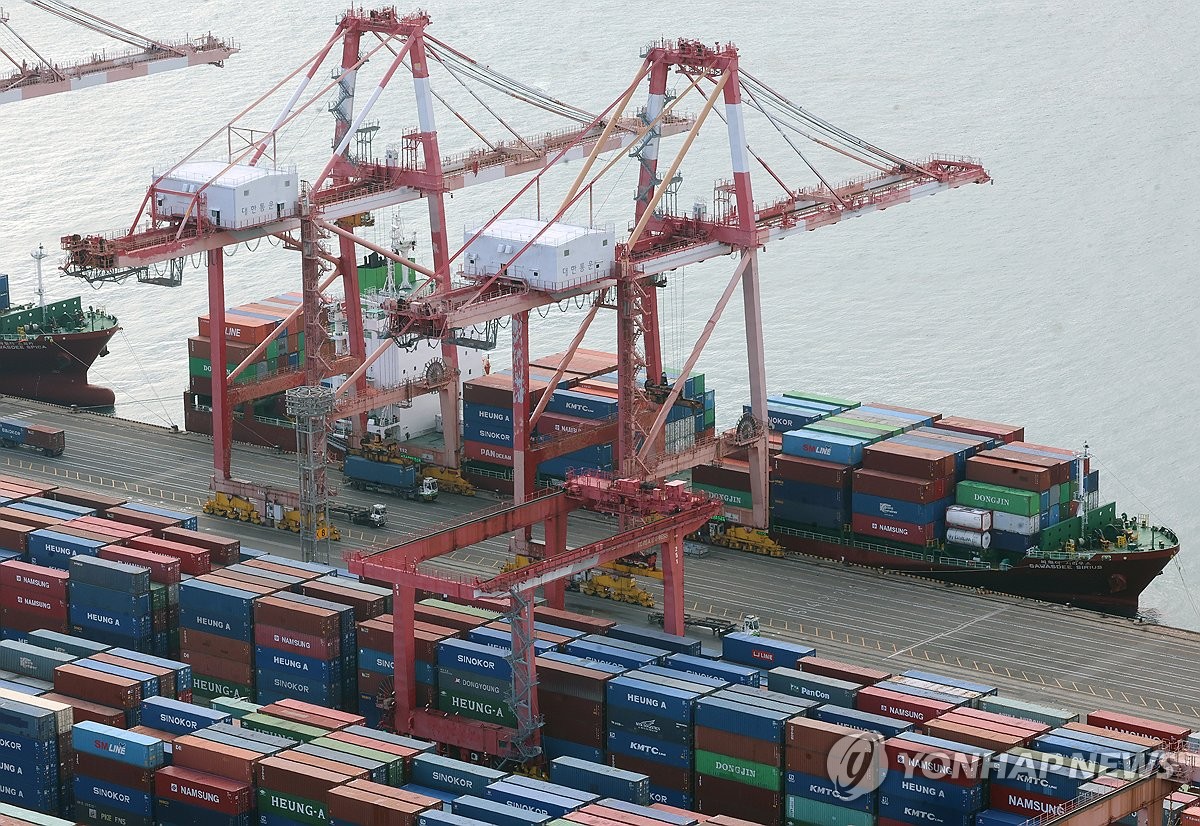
976, 695, 1078, 726
783, 391, 860, 410
826, 416, 899, 435
192, 674, 253, 703
188, 356, 262, 385
955, 481, 1040, 517
1059, 483, 1071, 506
419, 598, 501, 621
692, 483, 752, 510
693, 373, 705, 396
311, 736, 406, 786
1087, 502, 1117, 528
438, 688, 518, 728
805, 421, 883, 442
209, 695, 262, 720
240, 712, 328, 742
257, 788, 328, 826
704, 409, 716, 428
695, 750, 780, 791
786, 795, 875, 826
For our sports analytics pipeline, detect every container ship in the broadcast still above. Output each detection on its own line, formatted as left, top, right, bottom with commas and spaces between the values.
0, 470, 1194, 826
0, 272, 120, 408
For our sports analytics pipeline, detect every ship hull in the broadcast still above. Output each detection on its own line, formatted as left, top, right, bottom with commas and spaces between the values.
0, 327, 119, 407
774, 531, 1178, 616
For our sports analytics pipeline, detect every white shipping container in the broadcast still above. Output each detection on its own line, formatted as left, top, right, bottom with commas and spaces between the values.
991, 510, 1041, 536
945, 505, 992, 531
946, 527, 991, 549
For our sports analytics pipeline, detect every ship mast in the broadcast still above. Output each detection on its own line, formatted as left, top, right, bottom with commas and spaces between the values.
30, 243, 47, 319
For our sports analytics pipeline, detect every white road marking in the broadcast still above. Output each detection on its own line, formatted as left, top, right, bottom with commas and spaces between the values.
886, 606, 1009, 660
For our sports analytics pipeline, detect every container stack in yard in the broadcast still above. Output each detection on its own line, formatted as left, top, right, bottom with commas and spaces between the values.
460, 352, 714, 494
0, 470, 1199, 825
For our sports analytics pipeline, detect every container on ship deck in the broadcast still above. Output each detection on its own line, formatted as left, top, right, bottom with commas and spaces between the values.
852, 468, 954, 504
863, 442, 957, 479
932, 416, 1024, 443
771, 454, 854, 487
851, 513, 941, 546
966, 456, 1054, 492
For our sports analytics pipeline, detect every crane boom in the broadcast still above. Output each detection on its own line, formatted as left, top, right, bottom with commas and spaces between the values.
0, 3, 236, 105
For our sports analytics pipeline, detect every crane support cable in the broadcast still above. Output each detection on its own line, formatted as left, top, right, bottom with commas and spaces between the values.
737, 76, 895, 170
741, 69, 935, 176
427, 45, 538, 154
25, 0, 179, 53
736, 77, 848, 207
425, 35, 595, 123
428, 46, 591, 123
0, 13, 61, 77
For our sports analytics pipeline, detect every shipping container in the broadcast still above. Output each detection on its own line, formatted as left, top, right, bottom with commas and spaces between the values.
768, 666, 859, 707
720, 632, 813, 669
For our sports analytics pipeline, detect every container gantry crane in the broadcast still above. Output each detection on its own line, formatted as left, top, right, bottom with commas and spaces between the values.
0, 1, 235, 104
57, 8, 693, 536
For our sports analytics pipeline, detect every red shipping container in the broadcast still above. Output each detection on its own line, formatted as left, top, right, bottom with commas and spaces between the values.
254, 623, 339, 660
706, 817, 768, 826
197, 312, 281, 345
172, 735, 263, 785
260, 699, 364, 729
278, 749, 368, 780
239, 558, 323, 581
1061, 721, 1161, 749
0, 607, 68, 633
938, 712, 1041, 743
1084, 710, 1191, 745
297, 580, 387, 621
90, 653, 176, 699
105, 506, 181, 533
179, 649, 253, 685
325, 732, 422, 764
989, 783, 1070, 817
0, 520, 36, 552
99, 546, 181, 584
412, 605, 488, 632
693, 773, 781, 823
965, 456, 1053, 492
864, 402, 942, 422
74, 751, 155, 791
208, 569, 283, 592
328, 784, 426, 826
155, 765, 253, 815
851, 513, 940, 546
606, 752, 691, 791
941, 707, 1049, 736
0, 560, 69, 599
863, 443, 957, 480
1182, 807, 1200, 826
799, 656, 889, 686
1, 589, 68, 619
769, 454, 855, 488
463, 373, 549, 408
0, 508, 63, 529
463, 440, 514, 466
51, 525, 117, 545
533, 606, 616, 635
357, 618, 395, 652
932, 416, 1023, 443
256, 755, 357, 799
160, 527, 239, 565
856, 686, 952, 723
983, 448, 1071, 485
40, 691, 126, 727
200, 573, 275, 597
694, 725, 780, 766
60, 521, 133, 542
883, 737, 984, 786
55, 663, 140, 709
921, 718, 1025, 751
852, 469, 953, 504
692, 463, 752, 493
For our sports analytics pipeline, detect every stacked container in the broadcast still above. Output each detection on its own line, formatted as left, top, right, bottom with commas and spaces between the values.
26, 528, 106, 571
878, 733, 992, 826
605, 674, 705, 809
0, 560, 70, 634
435, 638, 516, 728
852, 441, 958, 548
537, 656, 617, 763
71, 722, 164, 826
67, 557, 154, 653
153, 764, 255, 826
329, 779, 438, 825
0, 688, 72, 814
784, 717, 883, 826
549, 756, 650, 805
720, 631, 814, 671
254, 593, 343, 708
179, 577, 261, 703
98, 544, 181, 656
693, 689, 797, 823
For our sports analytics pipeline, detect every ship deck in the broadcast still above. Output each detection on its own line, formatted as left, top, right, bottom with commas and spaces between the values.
2, 397, 1198, 729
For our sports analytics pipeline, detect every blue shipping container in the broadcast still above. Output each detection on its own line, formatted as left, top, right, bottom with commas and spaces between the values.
606, 676, 699, 723
606, 729, 691, 769
411, 753, 506, 795
721, 631, 814, 669
452, 795, 552, 826
484, 781, 579, 817
784, 771, 876, 812
694, 695, 790, 742
877, 791, 977, 826
72, 721, 165, 769
812, 705, 915, 738
781, 430, 866, 466
663, 653, 757, 687
606, 705, 691, 745
605, 625, 702, 656
549, 757, 649, 805
561, 641, 655, 670
436, 638, 513, 681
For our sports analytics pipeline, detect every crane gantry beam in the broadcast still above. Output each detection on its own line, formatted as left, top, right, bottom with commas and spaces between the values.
0, 3, 235, 105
